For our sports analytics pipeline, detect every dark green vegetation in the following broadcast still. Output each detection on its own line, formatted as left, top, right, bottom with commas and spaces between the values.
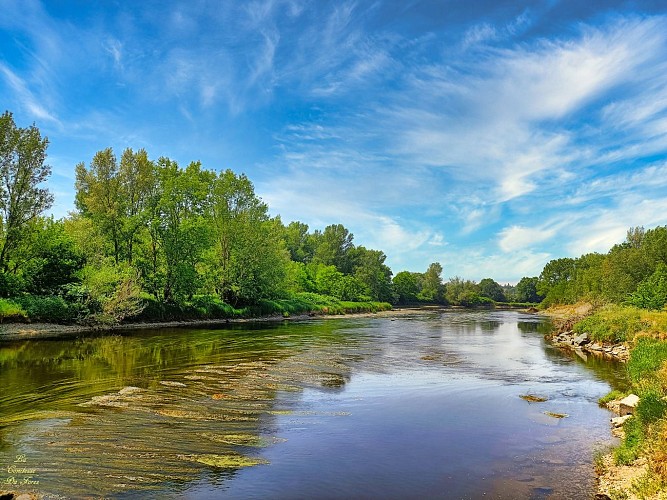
535, 226, 667, 309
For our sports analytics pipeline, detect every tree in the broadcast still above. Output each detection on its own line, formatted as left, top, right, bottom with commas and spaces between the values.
208, 170, 288, 304
393, 271, 420, 304
75, 148, 123, 263
351, 246, 393, 302
628, 263, 667, 310
312, 224, 355, 274
419, 262, 444, 303
515, 277, 543, 303
0, 111, 54, 272
479, 278, 506, 302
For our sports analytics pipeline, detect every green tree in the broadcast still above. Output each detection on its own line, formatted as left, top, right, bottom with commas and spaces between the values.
208, 170, 288, 305
479, 278, 506, 302
515, 276, 543, 303
312, 224, 355, 274
393, 271, 421, 304
0, 111, 54, 272
351, 246, 393, 302
628, 263, 667, 310
419, 262, 444, 303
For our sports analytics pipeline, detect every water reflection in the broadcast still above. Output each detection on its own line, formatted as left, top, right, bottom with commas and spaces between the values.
0, 311, 627, 498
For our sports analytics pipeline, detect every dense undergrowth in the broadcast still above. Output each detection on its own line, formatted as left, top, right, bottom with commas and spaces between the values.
0, 292, 392, 326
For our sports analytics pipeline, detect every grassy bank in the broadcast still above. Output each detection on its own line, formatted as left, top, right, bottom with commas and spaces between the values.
549, 303, 667, 497
0, 292, 392, 327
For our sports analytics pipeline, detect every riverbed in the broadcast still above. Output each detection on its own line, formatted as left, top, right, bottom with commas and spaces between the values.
0, 310, 627, 498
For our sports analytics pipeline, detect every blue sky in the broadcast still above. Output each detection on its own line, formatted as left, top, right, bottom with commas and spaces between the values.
2, 0, 667, 283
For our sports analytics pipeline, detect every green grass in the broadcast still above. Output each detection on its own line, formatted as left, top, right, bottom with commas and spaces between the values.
598, 389, 627, 406
0, 298, 27, 323
628, 338, 667, 385
615, 415, 644, 465
573, 304, 648, 343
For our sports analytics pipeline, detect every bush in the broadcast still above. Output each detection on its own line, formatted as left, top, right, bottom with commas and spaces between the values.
0, 299, 27, 322
0, 272, 26, 298
15, 295, 81, 323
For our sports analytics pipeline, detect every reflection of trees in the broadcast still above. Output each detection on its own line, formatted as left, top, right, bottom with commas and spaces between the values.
0, 320, 363, 497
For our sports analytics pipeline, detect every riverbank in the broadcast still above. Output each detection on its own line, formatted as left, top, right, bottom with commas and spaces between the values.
543, 303, 667, 499
0, 306, 447, 341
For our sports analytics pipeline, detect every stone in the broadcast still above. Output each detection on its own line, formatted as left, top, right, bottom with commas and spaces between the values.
619, 394, 640, 416
573, 332, 590, 346
611, 415, 632, 428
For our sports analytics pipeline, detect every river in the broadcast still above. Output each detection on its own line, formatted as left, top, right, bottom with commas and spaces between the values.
0, 310, 628, 499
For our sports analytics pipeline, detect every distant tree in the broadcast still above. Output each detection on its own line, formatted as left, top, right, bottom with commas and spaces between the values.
419, 262, 444, 303
479, 278, 506, 302
393, 271, 421, 304
0, 111, 54, 272
515, 277, 543, 303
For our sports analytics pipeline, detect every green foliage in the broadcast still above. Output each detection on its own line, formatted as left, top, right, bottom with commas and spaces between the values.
392, 271, 420, 304
0, 272, 25, 297
15, 295, 81, 323
627, 337, 667, 385
573, 305, 646, 343
457, 291, 493, 307
0, 298, 27, 322
636, 389, 667, 424
628, 263, 667, 310
598, 389, 627, 406
0, 111, 54, 273
479, 278, 506, 302
418, 263, 444, 303
614, 415, 643, 465
515, 277, 543, 304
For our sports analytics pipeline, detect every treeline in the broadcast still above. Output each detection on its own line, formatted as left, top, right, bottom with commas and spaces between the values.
532, 226, 667, 310
0, 112, 398, 324
392, 264, 540, 306
0, 111, 542, 326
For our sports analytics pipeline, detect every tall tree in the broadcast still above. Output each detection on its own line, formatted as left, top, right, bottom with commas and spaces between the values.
75, 148, 123, 263
0, 111, 53, 272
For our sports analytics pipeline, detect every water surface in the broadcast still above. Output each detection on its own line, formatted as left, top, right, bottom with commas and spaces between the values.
0, 311, 627, 498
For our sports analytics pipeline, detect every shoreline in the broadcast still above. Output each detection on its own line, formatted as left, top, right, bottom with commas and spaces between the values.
542, 304, 646, 498
0, 304, 536, 342
0, 306, 440, 341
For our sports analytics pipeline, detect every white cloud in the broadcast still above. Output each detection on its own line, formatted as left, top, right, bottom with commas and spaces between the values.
498, 225, 557, 253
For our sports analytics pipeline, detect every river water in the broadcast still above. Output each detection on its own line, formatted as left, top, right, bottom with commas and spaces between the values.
0, 310, 627, 499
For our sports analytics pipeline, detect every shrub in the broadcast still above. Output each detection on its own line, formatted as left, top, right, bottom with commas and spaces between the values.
15, 295, 80, 323
0, 272, 26, 298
